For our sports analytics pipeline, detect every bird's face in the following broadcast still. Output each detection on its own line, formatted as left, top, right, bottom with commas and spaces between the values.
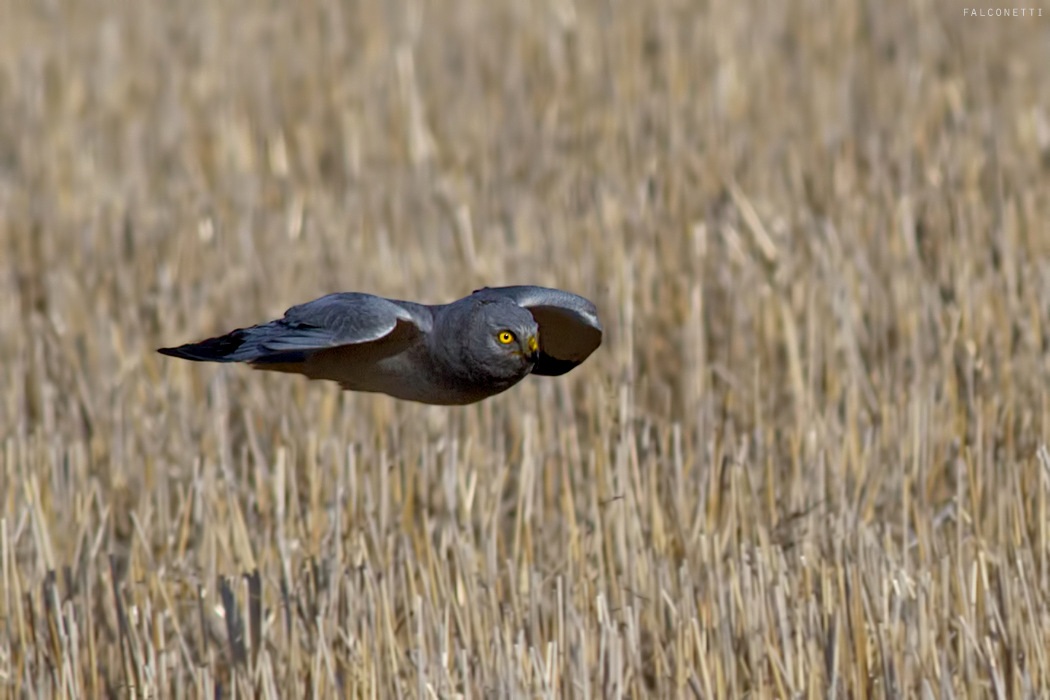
470, 301, 541, 381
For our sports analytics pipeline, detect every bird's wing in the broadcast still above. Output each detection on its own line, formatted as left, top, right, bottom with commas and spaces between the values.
477, 286, 603, 376
158, 292, 431, 363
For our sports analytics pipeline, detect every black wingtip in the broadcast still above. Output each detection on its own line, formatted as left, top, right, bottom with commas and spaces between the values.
530, 352, 582, 377
157, 343, 222, 362
156, 330, 250, 362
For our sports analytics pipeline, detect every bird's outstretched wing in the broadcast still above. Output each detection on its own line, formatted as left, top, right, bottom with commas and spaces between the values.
158, 292, 431, 365
476, 286, 603, 376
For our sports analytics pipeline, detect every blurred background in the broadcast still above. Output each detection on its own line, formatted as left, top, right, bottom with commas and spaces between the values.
2, 0, 1049, 695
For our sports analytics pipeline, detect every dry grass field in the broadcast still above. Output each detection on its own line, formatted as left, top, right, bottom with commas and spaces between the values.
2, 0, 1049, 696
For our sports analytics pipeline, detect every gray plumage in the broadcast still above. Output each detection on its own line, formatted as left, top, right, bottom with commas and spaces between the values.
158, 285, 602, 405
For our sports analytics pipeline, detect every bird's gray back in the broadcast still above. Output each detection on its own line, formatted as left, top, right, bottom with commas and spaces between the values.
280, 293, 434, 341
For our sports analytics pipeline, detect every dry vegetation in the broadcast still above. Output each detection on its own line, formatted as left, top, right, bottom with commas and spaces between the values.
2, 0, 1050, 696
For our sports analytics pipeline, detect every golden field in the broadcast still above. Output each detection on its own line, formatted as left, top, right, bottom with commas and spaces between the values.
2, 0, 1049, 696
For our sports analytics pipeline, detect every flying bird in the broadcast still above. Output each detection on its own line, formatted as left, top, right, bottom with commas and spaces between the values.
158, 285, 602, 405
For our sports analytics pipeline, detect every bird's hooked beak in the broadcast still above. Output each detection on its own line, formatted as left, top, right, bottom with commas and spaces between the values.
527, 334, 539, 361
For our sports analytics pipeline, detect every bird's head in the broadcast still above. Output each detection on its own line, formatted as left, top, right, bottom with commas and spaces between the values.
455, 298, 540, 383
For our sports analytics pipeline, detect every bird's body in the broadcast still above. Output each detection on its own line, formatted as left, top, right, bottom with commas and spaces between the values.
159, 286, 602, 405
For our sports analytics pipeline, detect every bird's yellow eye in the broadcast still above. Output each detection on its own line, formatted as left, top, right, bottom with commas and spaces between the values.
497, 331, 515, 344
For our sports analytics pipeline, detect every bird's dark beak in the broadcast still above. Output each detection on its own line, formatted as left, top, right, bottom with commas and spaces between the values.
527, 335, 539, 361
